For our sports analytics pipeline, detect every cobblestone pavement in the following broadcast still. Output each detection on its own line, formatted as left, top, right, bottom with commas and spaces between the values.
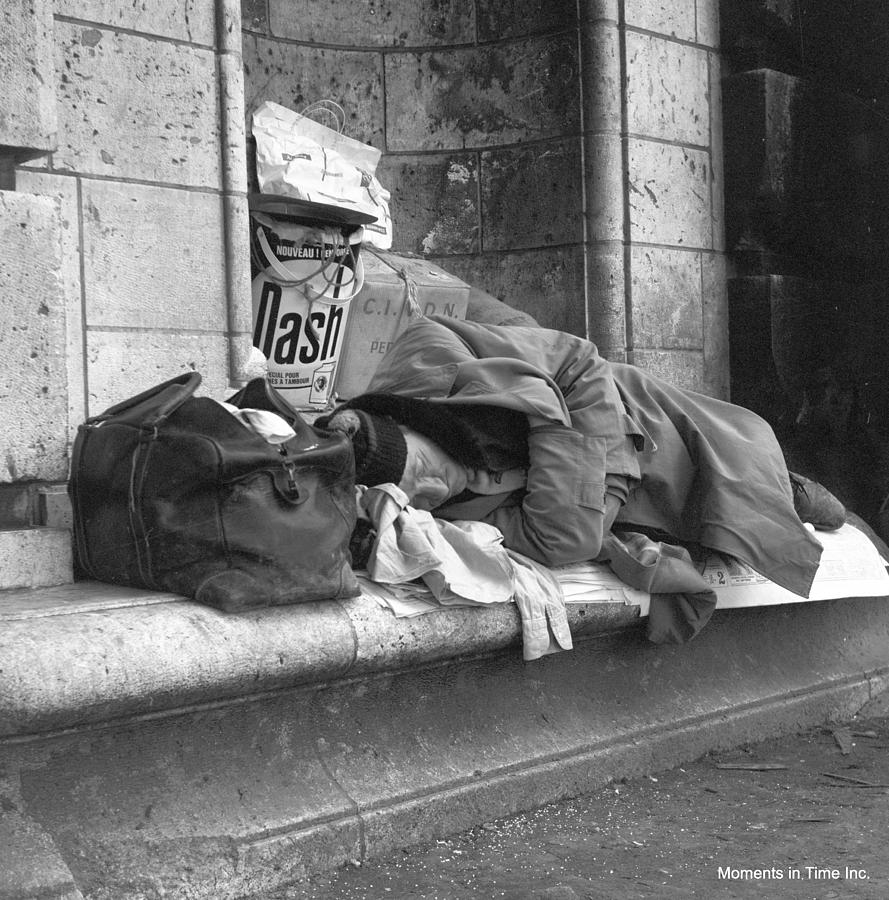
259, 715, 889, 900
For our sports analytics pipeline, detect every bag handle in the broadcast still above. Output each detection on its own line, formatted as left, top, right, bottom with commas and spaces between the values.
226, 377, 322, 449
304, 252, 364, 304
255, 226, 364, 304
89, 372, 203, 429
299, 99, 346, 133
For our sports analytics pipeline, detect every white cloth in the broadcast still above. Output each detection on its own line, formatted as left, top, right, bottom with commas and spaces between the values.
215, 401, 296, 444
360, 484, 572, 660
363, 484, 513, 605
507, 549, 573, 660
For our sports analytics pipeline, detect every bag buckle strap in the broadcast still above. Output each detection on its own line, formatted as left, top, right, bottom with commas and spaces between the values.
271, 461, 303, 504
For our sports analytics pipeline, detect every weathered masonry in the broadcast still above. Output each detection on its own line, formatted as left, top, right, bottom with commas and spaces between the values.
1, 3, 888, 897
2, 0, 733, 588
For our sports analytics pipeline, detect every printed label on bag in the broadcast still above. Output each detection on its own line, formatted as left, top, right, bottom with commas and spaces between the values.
272, 242, 349, 261
251, 277, 352, 409
253, 281, 347, 366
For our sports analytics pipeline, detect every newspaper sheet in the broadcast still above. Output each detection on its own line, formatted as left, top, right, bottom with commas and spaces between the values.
700, 523, 889, 609
556, 523, 888, 612
362, 524, 888, 618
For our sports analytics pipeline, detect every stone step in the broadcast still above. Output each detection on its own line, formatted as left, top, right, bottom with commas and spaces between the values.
0, 527, 72, 590
1, 570, 889, 898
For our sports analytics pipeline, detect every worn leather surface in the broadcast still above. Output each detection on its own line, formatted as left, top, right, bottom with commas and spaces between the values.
69, 373, 359, 611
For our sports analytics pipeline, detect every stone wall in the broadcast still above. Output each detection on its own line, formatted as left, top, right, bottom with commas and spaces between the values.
1, 0, 252, 584
602, 0, 726, 396
0, 0, 57, 175
14, 0, 252, 419
0, 0, 72, 586
1, 0, 731, 582
242, 0, 728, 395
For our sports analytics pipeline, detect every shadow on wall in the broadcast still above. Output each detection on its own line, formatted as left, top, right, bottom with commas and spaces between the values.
721, 0, 889, 539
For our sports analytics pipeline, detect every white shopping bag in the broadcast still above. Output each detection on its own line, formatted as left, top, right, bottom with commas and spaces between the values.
252, 100, 393, 250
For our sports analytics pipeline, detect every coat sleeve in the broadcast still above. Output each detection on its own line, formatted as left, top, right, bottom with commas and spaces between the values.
482, 424, 620, 565
472, 332, 641, 564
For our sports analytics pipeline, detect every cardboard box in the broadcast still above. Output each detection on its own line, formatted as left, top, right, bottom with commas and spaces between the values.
334, 251, 469, 400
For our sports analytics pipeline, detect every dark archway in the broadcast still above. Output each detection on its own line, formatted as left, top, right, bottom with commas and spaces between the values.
721, 0, 889, 537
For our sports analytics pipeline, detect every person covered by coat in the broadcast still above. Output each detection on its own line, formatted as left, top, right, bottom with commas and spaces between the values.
318, 316, 845, 643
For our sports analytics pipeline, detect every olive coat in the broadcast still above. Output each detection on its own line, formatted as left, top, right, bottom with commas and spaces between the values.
359, 316, 823, 602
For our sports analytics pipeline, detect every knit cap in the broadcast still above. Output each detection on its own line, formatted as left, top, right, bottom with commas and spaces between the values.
318, 406, 408, 487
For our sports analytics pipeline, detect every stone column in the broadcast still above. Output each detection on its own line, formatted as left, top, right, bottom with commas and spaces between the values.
580, 0, 729, 396
216, 0, 253, 386
579, 0, 628, 360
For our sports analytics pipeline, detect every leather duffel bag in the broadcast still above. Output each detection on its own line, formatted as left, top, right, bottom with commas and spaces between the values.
69, 372, 360, 612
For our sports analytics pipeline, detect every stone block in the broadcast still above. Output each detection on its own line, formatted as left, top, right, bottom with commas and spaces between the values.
0, 190, 69, 483
242, 0, 269, 34
376, 153, 479, 255
81, 180, 228, 330
16, 171, 88, 437
53, 22, 221, 188
480, 140, 584, 252
54, 0, 216, 45
222, 190, 254, 338
586, 243, 627, 356
0, 0, 56, 156
242, 35, 385, 151
37, 485, 73, 530
268, 0, 474, 46
0, 484, 34, 529
582, 0, 620, 20
632, 348, 705, 392
2, 599, 360, 736
0, 528, 73, 589
235, 821, 363, 893
436, 246, 586, 335
466, 285, 539, 326
583, 133, 625, 242
384, 35, 580, 151
630, 247, 703, 349
1, 576, 885, 895
696, 0, 720, 48
13, 699, 358, 895
0, 809, 81, 900
579, 18, 622, 134
627, 140, 712, 248
626, 33, 710, 145
624, 0, 696, 41
218, 49, 248, 194
701, 251, 729, 400
476, 0, 577, 42
343, 594, 520, 674
708, 50, 725, 252
86, 332, 230, 416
